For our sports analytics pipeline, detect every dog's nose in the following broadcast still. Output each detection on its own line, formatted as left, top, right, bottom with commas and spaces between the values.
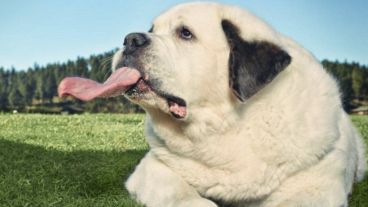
123, 33, 149, 55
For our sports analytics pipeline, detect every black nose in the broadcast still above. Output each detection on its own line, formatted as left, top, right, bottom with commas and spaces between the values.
123, 33, 149, 55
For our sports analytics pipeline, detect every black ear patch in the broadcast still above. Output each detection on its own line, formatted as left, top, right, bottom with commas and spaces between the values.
221, 20, 291, 102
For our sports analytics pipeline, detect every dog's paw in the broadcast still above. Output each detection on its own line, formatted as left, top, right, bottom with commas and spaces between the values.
176, 198, 218, 207
205, 185, 226, 198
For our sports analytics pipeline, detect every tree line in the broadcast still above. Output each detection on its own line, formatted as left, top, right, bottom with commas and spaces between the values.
0, 52, 367, 113
322, 60, 368, 110
0, 50, 142, 113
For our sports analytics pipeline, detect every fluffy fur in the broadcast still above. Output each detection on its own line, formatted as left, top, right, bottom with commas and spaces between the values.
112, 2, 367, 207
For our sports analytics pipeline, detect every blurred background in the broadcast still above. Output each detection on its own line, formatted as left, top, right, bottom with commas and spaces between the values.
0, 0, 367, 114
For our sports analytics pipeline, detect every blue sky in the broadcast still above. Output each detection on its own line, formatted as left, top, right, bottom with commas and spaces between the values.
0, 0, 367, 70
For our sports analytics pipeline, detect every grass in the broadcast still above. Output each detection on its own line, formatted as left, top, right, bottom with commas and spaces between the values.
0, 114, 146, 207
0, 114, 367, 207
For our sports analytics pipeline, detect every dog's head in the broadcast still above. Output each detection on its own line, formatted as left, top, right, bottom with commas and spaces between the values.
112, 3, 291, 120
59, 2, 291, 122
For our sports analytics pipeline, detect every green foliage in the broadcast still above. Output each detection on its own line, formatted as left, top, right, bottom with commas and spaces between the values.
352, 67, 364, 98
0, 68, 8, 109
8, 88, 24, 109
0, 114, 367, 206
322, 60, 368, 111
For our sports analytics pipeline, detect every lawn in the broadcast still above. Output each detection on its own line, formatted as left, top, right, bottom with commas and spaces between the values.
0, 114, 367, 207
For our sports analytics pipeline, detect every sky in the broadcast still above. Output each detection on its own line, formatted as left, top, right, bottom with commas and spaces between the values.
0, 0, 367, 70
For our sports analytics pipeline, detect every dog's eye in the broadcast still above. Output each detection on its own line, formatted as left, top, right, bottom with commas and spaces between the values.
179, 28, 193, 40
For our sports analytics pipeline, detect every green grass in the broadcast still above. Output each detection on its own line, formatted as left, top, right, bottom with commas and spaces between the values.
0, 114, 367, 207
0, 114, 146, 207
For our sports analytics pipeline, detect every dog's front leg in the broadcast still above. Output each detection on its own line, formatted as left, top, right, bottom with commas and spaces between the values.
126, 152, 218, 207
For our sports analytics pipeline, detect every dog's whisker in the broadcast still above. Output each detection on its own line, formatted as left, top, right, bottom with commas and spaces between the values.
101, 56, 113, 66
97, 56, 114, 80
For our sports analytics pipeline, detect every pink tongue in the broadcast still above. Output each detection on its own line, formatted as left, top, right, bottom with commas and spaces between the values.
58, 67, 141, 101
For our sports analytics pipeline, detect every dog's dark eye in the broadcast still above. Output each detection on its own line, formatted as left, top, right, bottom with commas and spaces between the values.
179, 28, 193, 40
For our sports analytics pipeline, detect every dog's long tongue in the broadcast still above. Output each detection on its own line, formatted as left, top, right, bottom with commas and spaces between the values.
58, 67, 141, 101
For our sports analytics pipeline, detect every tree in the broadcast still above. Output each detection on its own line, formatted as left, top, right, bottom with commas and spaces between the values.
34, 69, 45, 102
89, 56, 103, 81
361, 68, 368, 99
8, 87, 24, 110
0, 68, 8, 109
75, 57, 89, 77
24, 69, 36, 105
16, 71, 29, 104
42, 68, 57, 103
352, 66, 364, 99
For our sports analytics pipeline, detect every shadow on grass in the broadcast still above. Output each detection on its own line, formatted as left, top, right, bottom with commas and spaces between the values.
0, 139, 147, 206
349, 175, 368, 206
0, 139, 366, 207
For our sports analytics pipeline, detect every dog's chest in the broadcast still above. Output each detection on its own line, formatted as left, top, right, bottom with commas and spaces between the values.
152, 136, 268, 190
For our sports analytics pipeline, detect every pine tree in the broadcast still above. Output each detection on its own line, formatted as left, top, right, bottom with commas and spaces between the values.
0, 68, 8, 110
24, 69, 36, 105
75, 57, 89, 77
352, 66, 364, 99
89, 56, 102, 81
362, 68, 368, 99
16, 72, 28, 104
42, 68, 57, 103
8, 87, 24, 110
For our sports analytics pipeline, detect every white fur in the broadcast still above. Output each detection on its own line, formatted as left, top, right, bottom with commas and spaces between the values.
118, 2, 367, 207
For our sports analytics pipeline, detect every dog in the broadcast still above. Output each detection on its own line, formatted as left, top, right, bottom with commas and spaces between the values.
58, 2, 366, 207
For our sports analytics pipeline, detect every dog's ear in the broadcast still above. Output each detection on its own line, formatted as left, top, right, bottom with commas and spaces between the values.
221, 20, 291, 102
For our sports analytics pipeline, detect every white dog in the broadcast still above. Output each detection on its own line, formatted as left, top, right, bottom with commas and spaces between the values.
58, 2, 366, 207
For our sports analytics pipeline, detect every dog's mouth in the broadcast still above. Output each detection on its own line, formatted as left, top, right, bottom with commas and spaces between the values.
58, 67, 187, 119
124, 78, 187, 119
